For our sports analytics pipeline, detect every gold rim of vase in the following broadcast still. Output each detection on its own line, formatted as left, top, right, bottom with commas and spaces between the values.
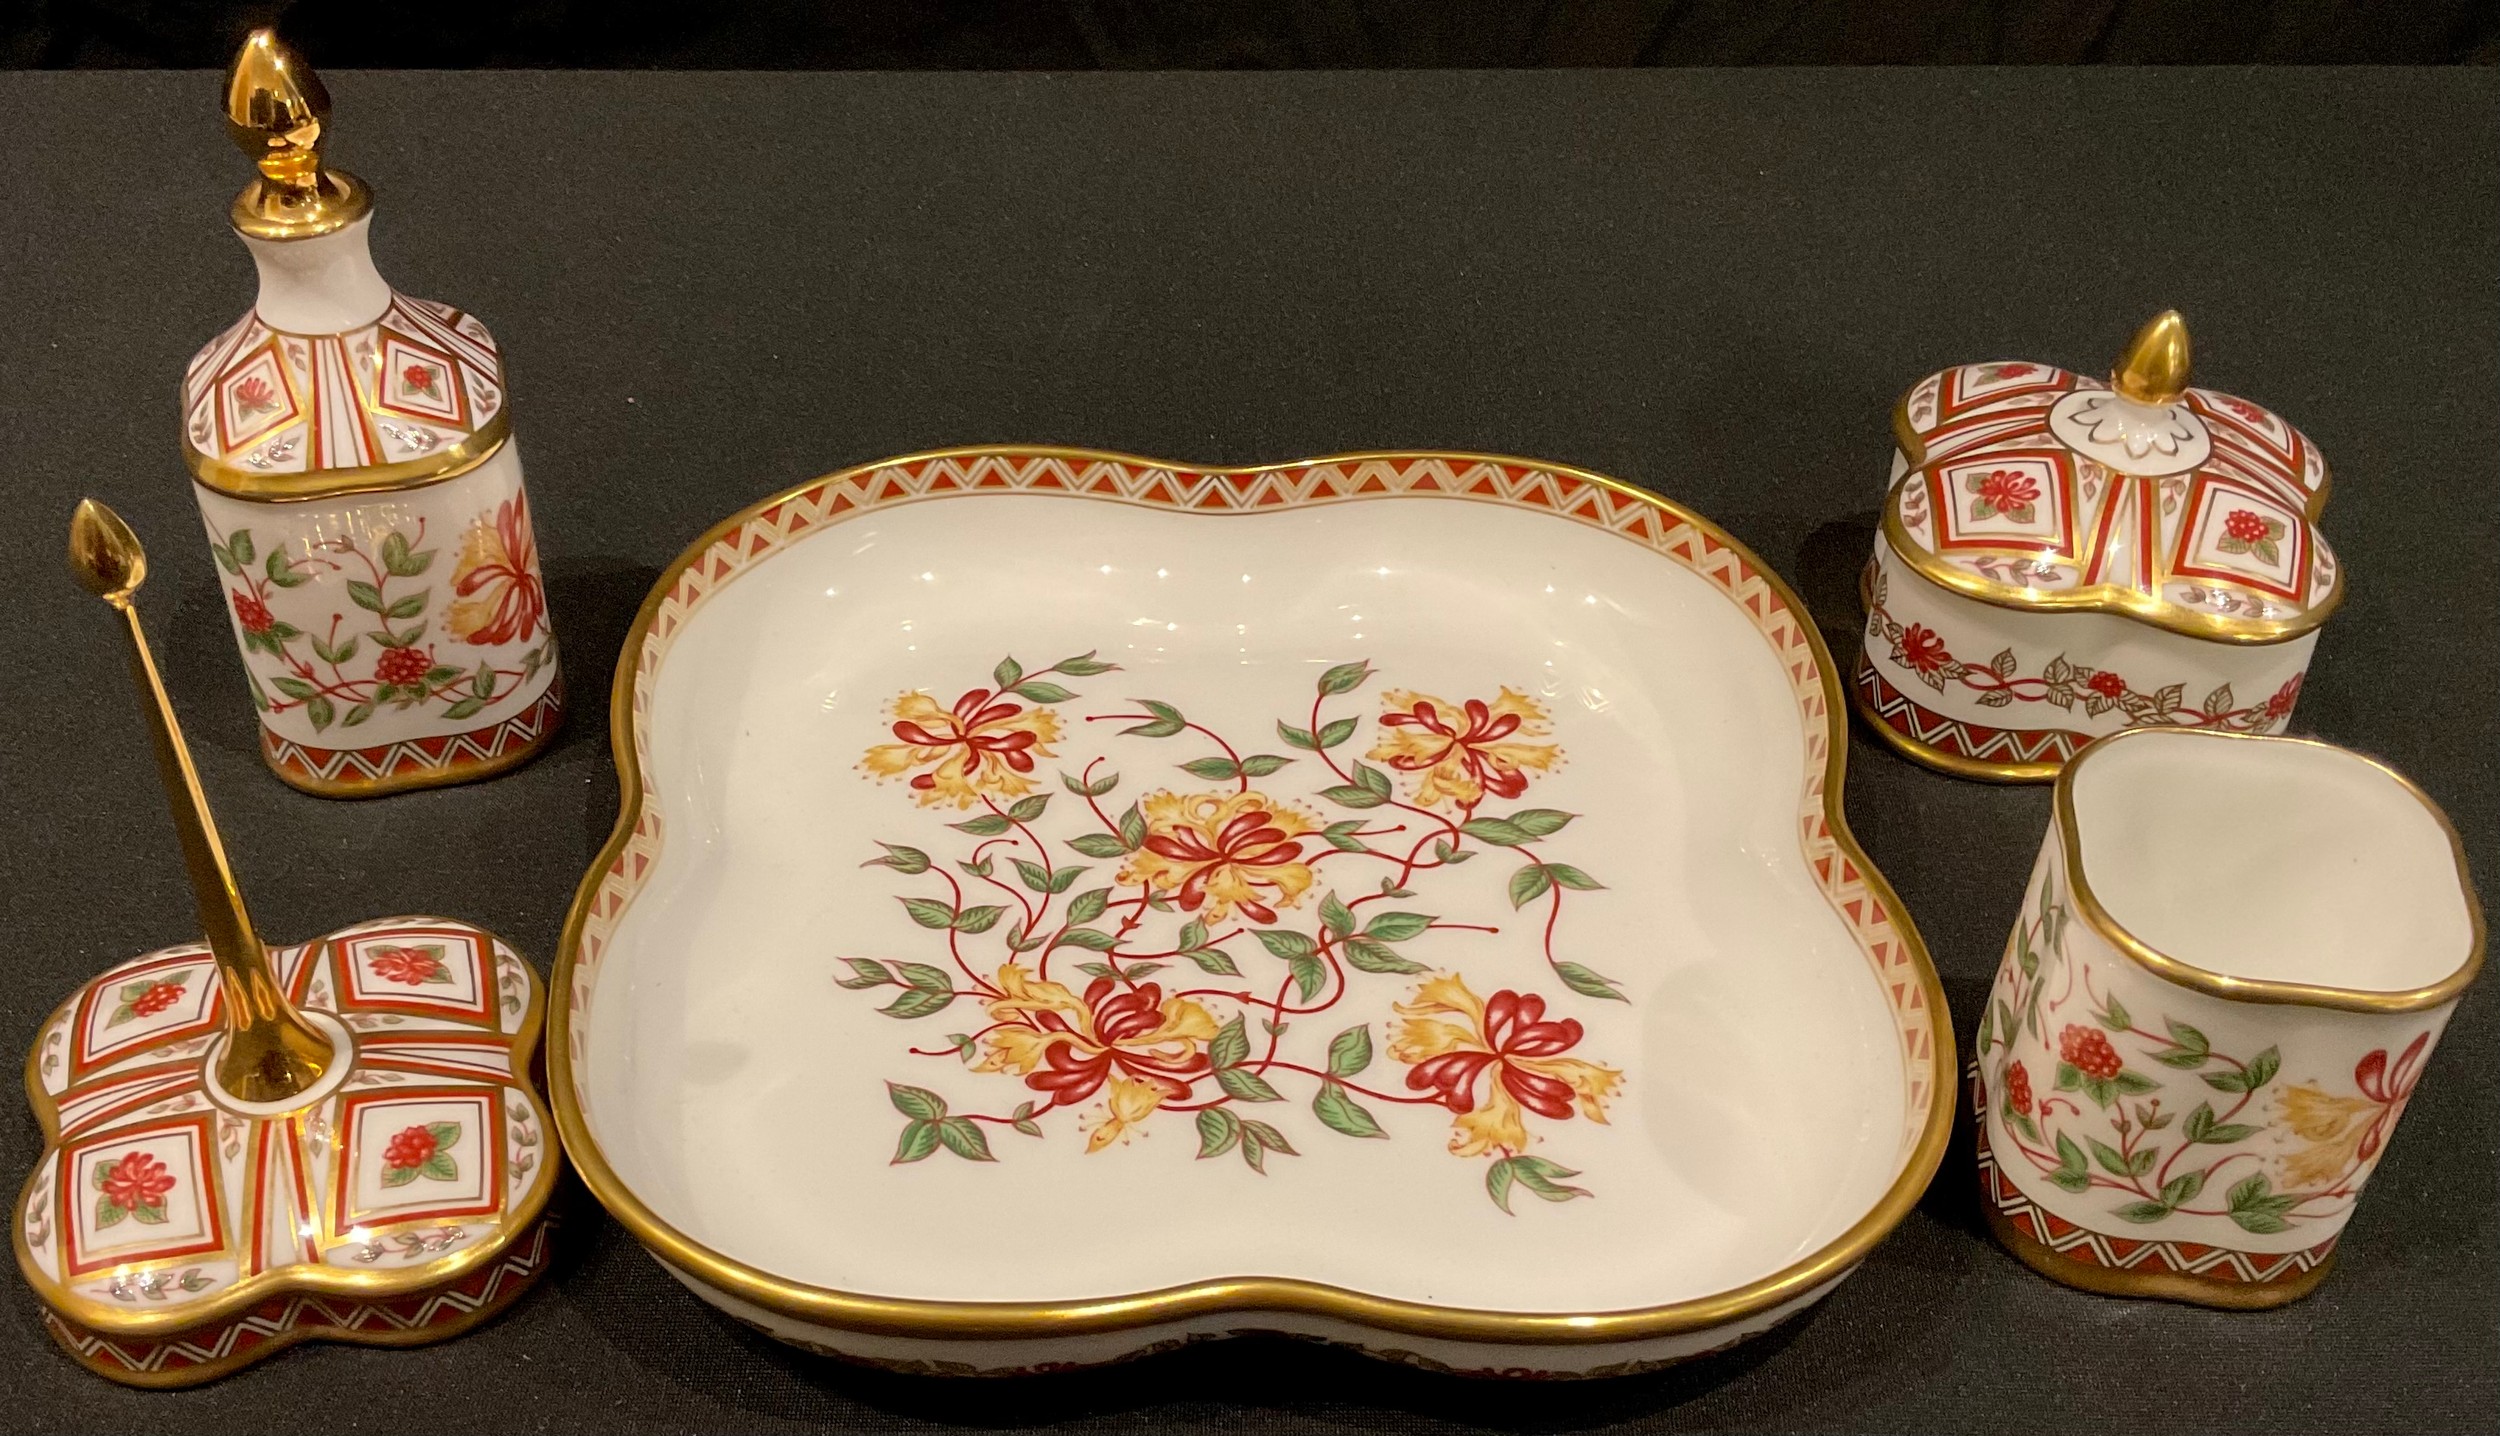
2054, 727, 2484, 1015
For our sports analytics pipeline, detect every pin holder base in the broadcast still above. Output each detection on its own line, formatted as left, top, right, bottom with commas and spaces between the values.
13, 916, 557, 1387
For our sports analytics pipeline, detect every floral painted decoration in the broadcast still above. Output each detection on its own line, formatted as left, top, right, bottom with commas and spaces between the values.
369, 944, 454, 986
845, 653, 1621, 1210
1978, 875, 2429, 1236
94, 1152, 176, 1228
380, 1123, 464, 1187
1866, 566, 2299, 729
206, 515, 553, 737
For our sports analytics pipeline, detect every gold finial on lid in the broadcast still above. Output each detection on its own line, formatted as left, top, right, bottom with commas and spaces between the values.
223, 28, 371, 241
2111, 310, 2192, 406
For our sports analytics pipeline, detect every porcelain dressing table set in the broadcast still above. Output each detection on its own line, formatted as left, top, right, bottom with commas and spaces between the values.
12, 33, 2480, 1386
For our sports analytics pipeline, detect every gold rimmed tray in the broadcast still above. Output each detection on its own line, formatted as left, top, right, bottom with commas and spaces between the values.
549, 447, 1951, 1377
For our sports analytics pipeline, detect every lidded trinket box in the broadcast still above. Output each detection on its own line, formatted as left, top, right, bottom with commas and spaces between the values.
184, 32, 560, 796
1854, 313, 2339, 780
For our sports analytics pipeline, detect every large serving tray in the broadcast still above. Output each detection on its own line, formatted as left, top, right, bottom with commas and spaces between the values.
551, 448, 1951, 1377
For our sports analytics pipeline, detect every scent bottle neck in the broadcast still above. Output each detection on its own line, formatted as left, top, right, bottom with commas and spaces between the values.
242, 212, 391, 332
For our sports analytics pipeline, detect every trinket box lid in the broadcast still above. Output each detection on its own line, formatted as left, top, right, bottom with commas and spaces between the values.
182, 31, 511, 502
1882, 313, 2341, 644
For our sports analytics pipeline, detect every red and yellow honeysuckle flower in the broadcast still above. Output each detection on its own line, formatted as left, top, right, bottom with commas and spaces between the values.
445, 494, 548, 648
973, 964, 1219, 1151
1392, 973, 1620, 1157
1117, 790, 1319, 924
861, 687, 1062, 808
2276, 1033, 2428, 1191
1366, 687, 1558, 811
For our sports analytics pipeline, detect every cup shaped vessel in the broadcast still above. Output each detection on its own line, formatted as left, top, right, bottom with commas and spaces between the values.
1972, 728, 2481, 1306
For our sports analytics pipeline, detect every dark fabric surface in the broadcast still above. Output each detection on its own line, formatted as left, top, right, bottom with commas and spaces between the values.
0, 67, 2492, 1435
13, 0, 2500, 68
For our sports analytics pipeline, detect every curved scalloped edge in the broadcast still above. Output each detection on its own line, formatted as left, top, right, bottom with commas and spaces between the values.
548, 446, 1955, 1364
12, 916, 557, 1385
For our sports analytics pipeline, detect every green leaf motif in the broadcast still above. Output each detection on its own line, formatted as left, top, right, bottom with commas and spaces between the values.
1362, 911, 1435, 941
892, 1120, 941, 1164
1216, 1066, 1284, 1103
2114, 1200, 2174, 1224
1277, 721, 1316, 750
899, 897, 956, 929
1287, 953, 1327, 1003
1196, 1106, 1242, 1158
993, 656, 1024, 689
1317, 660, 1372, 696
1319, 891, 1356, 938
2160, 1170, 2207, 1207
1011, 681, 1074, 703
866, 843, 931, 874
1053, 927, 1119, 951
306, 695, 336, 731
1341, 937, 1425, 974
1119, 803, 1147, 851
384, 592, 427, 621
419, 1152, 460, 1182
1237, 754, 1293, 777
1067, 832, 1129, 858
1553, 962, 1628, 1002
1013, 859, 1055, 893
1067, 887, 1111, 924
952, 813, 1012, 837
1053, 650, 1117, 676
1544, 864, 1604, 891
1209, 1014, 1250, 1070
2097, 994, 2132, 1032
1179, 756, 1242, 781
1182, 946, 1242, 976
1313, 1081, 1387, 1139
1316, 717, 1359, 749
2245, 1046, 2281, 1090
880, 988, 955, 1019
952, 905, 1007, 934
935, 1117, 996, 1162
1461, 817, 1532, 847
887, 1082, 948, 1120
1508, 863, 1553, 909
1327, 1024, 1373, 1076
228, 530, 255, 566
1122, 700, 1188, 738
1253, 930, 1317, 961
380, 530, 435, 577
1485, 1155, 1590, 1213
1007, 794, 1051, 823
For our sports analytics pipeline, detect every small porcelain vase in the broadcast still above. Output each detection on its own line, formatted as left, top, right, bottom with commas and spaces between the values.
1972, 728, 2482, 1306
183, 34, 560, 796
1856, 313, 2338, 781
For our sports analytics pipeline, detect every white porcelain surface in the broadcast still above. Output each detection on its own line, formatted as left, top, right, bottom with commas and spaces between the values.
558, 452, 1948, 1371
2071, 736, 2473, 994
1973, 730, 2479, 1292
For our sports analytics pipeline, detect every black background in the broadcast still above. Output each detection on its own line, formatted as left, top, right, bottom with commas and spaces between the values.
9, 1, 2500, 67
0, 65, 2493, 1435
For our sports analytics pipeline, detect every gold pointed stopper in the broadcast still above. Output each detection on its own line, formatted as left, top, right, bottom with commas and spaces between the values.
223, 28, 370, 241
2112, 310, 2192, 407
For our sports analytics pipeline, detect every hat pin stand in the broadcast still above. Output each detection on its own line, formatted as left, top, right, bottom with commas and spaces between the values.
11, 500, 557, 1386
